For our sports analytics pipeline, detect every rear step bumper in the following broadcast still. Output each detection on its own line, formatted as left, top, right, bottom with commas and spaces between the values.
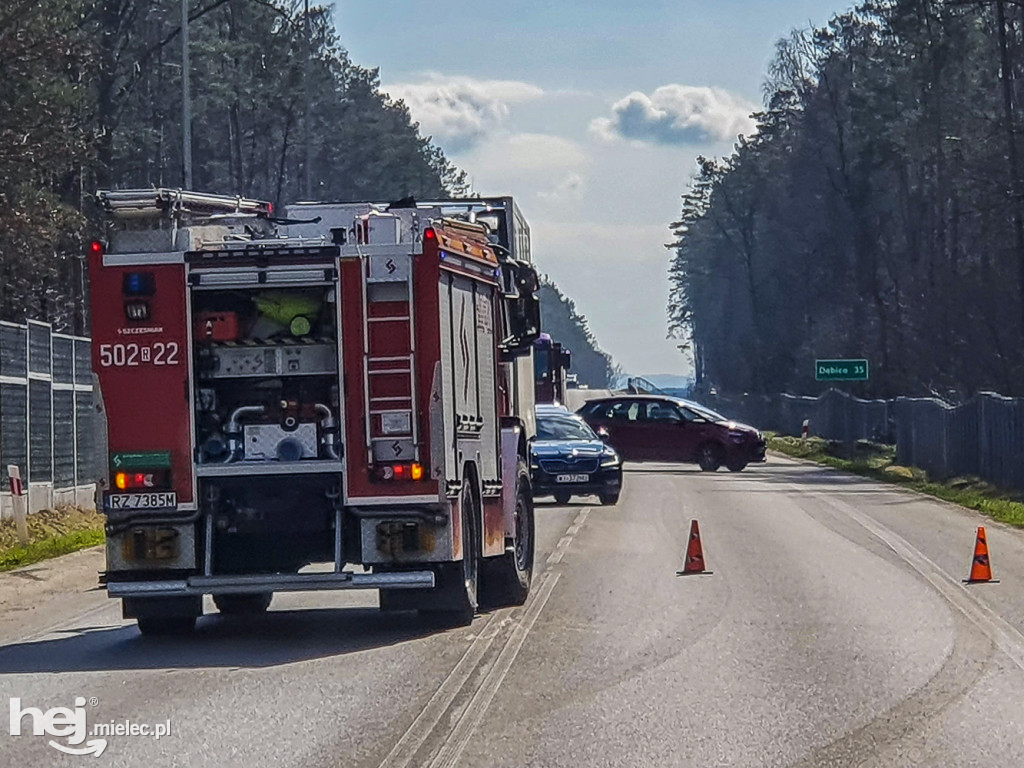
106, 570, 435, 598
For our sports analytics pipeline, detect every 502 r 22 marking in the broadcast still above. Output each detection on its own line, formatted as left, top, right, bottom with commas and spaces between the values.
98, 342, 180, 368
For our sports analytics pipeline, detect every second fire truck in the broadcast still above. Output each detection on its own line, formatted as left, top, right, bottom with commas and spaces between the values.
534, 333, 572, 405
91, 190, 541, 634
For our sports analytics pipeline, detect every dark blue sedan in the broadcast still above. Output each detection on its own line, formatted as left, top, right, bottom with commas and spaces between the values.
531, 406, 623, 505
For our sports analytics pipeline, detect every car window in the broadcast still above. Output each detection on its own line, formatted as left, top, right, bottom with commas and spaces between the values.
646, 401, 683, 422
536, 415, 597, 441
679, 407, 708, 422
679, 400, 727, 422
607, 401, 637, 421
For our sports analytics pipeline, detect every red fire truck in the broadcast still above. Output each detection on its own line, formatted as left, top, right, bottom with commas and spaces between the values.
533, 333, 572, 405
90, 189, 541, 635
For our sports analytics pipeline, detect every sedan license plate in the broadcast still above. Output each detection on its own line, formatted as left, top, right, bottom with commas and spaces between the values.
556, 474, 590, 484
106, 492, 177, 510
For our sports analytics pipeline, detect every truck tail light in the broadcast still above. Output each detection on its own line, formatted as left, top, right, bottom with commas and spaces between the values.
114, 470, 170, 490
90, 241, 104, 258
373, 462, 426, 482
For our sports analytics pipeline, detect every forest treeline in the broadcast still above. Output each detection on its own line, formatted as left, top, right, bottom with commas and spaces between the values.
538, 281, 619, 389
670, 0, 1024, 399
0, 0, 466, 331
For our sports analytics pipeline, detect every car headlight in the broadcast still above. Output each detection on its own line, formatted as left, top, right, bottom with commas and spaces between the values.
600, 450, 620, 467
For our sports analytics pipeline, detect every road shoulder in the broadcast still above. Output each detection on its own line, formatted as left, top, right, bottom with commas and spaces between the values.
0, 545, 109, 644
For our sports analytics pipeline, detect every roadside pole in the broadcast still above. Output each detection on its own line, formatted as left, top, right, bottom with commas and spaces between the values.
7, 465, 28, 546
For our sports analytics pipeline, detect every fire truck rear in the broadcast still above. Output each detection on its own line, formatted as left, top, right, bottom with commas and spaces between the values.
90, 189, 541, 635
534, 333, 572, 405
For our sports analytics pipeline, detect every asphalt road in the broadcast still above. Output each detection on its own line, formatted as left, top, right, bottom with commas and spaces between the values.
3, 456, 1024, 767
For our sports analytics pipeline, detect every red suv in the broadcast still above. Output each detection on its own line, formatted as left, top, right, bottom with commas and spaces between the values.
577, 395, 766, 472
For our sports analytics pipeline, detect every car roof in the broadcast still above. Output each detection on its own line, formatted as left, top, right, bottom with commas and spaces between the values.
536, 403, 571, 413
577, 394, 724, 414
578, 394, 680, 406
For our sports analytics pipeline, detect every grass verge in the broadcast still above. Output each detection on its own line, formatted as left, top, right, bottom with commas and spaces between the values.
0, 506, 105, 572
768, 434, 1024, 529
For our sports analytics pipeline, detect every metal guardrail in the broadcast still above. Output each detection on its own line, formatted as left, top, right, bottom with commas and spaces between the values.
626, 377, 668, 396
699, 389, 1024, 491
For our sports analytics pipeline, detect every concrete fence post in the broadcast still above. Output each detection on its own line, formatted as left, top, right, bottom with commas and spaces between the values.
7, 464, 28, 546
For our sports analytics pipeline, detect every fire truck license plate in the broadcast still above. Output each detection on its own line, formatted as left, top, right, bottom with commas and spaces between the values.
106, 492, 177, 510
556, 474, 590, 483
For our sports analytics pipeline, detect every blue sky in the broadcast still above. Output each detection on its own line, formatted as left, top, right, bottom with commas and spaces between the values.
336, 1, 852, 378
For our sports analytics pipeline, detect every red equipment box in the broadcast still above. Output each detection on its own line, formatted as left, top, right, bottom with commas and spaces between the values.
194, 311, 241, 342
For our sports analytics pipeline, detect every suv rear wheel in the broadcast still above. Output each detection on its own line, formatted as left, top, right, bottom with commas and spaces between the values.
697, 443, 723, 472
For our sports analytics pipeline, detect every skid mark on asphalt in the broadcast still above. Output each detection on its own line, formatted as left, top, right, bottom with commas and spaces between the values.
377, 508, 585, 768
791, 610, 992, 768
784, 484, 1018, 764
801, 488, 1024, 674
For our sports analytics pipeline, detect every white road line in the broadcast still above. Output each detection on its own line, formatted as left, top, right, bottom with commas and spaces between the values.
427, 572, 561, 768
546, 507, 590, 566
798, 486, 1024, 674
376, 613, 502, 768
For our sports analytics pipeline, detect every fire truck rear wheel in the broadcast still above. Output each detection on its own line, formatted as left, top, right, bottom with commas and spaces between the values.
482, 460, 534, 607
136, 615, 197, 636
427, 475, 480, 626
213, 592, 273, 616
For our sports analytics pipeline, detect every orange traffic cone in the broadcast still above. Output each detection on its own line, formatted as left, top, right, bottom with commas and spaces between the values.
677, 519, 712, 576
964, 526, 998, 584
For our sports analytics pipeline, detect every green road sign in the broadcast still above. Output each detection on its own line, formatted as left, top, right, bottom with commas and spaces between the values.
815, 359, 869, 381
111, 451, 173, 469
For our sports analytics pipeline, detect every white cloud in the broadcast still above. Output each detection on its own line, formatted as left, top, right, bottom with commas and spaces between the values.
538, 172, 585, 202
466, 133, 586, 173
591, 85, 758, 145
383, 73, 544, 151
460, 133, 589, 205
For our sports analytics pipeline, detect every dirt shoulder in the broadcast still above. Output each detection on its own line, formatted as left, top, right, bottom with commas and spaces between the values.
0, 506, 105, 572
